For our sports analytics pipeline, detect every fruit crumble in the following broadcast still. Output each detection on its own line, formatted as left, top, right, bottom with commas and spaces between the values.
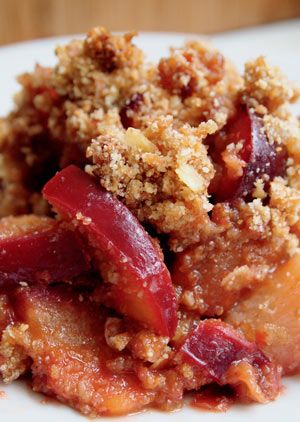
0, 27, 300, 417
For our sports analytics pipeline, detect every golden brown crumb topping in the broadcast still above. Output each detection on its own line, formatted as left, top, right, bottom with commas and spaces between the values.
243, 56, 300, 112
0, 27, 299, 268
87, 118, 217, 250
0, 27, 299, 260
84, 27, 143, 72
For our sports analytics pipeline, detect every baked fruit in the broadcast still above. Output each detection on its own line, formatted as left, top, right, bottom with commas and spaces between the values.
0, 215, 89, 286
43, 165, 177, 337
226, 253, 300, 375
0, 27, 300, 417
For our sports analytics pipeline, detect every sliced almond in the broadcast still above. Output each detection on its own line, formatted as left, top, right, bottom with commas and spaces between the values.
175, 163, 205, 192
124, 128, 156, 153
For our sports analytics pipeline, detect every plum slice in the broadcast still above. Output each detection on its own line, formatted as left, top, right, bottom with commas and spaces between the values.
11, 286, 155, 416
177, 319, 281, 403
179, 319, 268, 381
43, 165, 178, 337
0, 215, 90, 285
227, 253, 300, 375
210, 106, 286, 201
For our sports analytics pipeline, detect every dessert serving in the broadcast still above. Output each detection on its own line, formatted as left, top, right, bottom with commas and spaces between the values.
0, 26, 300, 417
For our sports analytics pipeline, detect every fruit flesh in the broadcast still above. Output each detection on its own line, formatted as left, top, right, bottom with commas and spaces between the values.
172, 201, 290, 317
226, 253, 300, 375
43, 165, 178, 337
209, 106, 286, 201
0, 215, 90, 285
191, 386, 234, 413
10, 285, 155, 416
178, 319, 281, 403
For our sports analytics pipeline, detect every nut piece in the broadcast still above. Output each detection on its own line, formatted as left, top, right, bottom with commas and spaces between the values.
175, 164, 204, 192
124, 128, 157, 153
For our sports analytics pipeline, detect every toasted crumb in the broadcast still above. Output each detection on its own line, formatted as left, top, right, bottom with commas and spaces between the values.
244, 56, 300, 111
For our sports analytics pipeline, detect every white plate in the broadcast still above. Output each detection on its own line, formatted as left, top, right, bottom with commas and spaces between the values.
1, 19, 300, 421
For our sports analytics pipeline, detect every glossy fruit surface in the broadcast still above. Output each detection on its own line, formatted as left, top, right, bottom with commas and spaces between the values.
210, 106, 286, 201
43, 166, 178, 336
178, 319, 281, 402
0, 215, 89, 285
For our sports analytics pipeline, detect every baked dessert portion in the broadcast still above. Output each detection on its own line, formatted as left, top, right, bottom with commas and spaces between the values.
0, 27, 300, 416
